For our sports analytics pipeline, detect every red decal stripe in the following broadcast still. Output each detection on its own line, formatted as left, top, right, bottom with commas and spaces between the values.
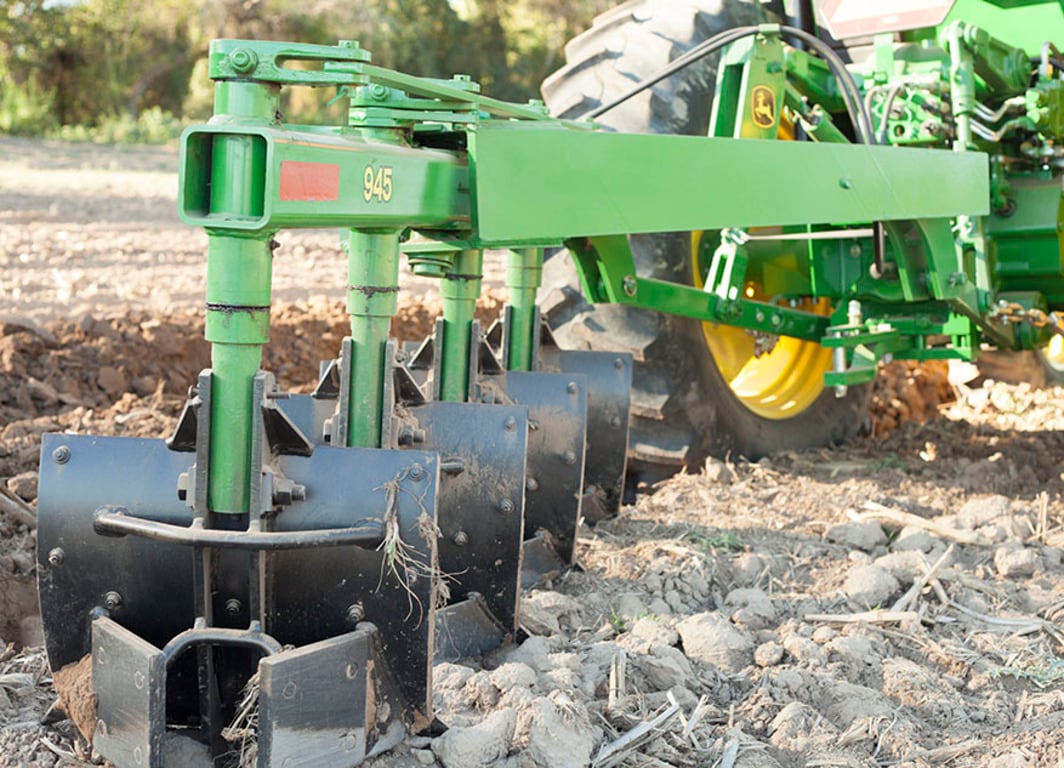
279, 160, 340, 202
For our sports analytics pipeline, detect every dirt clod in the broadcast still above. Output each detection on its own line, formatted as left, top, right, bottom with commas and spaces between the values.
843, 564, 900, 609
825, 520, 886, 552
431, 707, 515, 768
754, 641, 785, 668
5, 473, 38, 503
676, 612, 754, 673
517, 692, 594, 768
51, 655, 95, 744
994, 544, 1040, 578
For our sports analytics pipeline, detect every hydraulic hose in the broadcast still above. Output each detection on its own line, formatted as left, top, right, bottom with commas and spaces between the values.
588, 24, 875, 145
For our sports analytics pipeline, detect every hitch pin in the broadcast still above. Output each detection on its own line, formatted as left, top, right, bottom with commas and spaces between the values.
832, 301, 863, 399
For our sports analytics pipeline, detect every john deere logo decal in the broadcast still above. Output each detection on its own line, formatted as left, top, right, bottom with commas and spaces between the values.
751, 85, 776, 128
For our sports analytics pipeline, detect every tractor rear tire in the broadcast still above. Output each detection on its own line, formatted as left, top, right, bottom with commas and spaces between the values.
539, 0, 871, 482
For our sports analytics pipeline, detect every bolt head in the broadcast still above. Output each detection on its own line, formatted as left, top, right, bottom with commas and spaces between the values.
453, 531, 469, 546
346, 603, 365, 624
47, 548, 64, 567
563, 450, 578, 466
526, 477, 539, 492
224, 598, 243, 616
499, 498, 515, 514
408, 464, 425, 481
52, 445, 70, 464
103, 591, 123, 611
504, 416, 517, 431
566, 381, 578, 395
229, 48, 258, 73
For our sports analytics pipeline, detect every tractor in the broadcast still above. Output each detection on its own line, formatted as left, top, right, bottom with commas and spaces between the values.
34, 0, 1064, 765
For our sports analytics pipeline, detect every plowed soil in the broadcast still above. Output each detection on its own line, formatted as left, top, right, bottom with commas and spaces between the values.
2, 136, 1064, 768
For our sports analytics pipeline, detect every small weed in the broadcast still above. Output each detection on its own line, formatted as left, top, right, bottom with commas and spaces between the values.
871, 453, 908, 471
608, 609, 626, 635
989, 658, 1064, 688
686, 529, 744, 552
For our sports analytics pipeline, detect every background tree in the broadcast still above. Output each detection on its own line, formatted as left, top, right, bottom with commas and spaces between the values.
0, 0, 610, 136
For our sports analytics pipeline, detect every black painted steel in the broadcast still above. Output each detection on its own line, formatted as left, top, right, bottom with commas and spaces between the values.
435, 593, 507, 663
503, 371, 587, 564
269, 446, 440, 721
92, 617, 167, 768
280, 363, 533, 657
409, 400, 528, 636
519, 531, 568, 590
259, 627, 407, 766
161, 622, 284, 663
541, 348, 633, 520
38, 431, 444, 736
93, 508, 385, 549
37, 434, 197, 672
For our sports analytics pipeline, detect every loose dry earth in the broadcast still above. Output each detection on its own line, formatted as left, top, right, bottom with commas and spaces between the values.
2, 136, 1064, 768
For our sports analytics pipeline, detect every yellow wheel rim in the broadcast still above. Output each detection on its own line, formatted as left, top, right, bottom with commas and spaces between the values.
691, 231, 833, 420
1045, 334, 1064, 372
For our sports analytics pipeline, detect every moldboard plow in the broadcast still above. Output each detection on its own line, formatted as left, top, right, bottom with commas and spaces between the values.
34, 0, 1064, 765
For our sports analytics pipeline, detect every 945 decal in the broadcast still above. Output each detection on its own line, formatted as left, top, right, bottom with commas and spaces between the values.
363, 164, 393, 202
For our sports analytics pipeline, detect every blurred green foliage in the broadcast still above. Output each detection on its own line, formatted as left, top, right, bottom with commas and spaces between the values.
0, 0, 609, 142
